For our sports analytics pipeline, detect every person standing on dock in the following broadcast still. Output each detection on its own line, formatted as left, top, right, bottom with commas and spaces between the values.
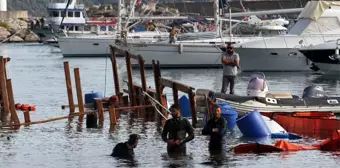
161, 104, 195, 156
111, 134, 140, 159
221, 43, 240, 95
202, 104, 227, 153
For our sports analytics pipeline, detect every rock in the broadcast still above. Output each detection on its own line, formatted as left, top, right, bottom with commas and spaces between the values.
9, 35, 24, 42
0, 34, 8, 42
16, 28, 30, 39
7, 18, 29, 32
24, 31, 40, 42
0, 26, 10, 37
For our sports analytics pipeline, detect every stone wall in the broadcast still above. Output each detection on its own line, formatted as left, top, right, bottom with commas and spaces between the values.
0, 11, 28, 19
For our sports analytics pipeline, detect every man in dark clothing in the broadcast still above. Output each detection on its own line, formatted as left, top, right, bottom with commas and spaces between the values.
221, 43, 240, 95
202, 104, 227, 152
161, 104, 195, 155
111, 134, 140, 159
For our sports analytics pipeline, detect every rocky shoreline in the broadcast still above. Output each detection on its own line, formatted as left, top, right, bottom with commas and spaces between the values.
0, 18, 40, 43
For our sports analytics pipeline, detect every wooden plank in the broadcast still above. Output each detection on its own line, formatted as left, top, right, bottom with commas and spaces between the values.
6, 79, 20, 125
0, 57, 10, 123
159, 77, 194, 93
109, 45, 121, 95
74, 68, 85, 122
63, 61, 75, 114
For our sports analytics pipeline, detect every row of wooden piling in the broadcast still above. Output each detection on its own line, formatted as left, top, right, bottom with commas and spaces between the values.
0, 43, 199, 129
108, 45, 198, 127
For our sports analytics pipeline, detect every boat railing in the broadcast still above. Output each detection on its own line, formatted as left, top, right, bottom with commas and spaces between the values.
234, 34, 340, 49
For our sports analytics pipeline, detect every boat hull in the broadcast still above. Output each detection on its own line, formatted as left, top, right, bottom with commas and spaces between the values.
234, 48, 311, 71
213, 93, 340, 116
299, 48, 340, 74
58, 33, 169, 57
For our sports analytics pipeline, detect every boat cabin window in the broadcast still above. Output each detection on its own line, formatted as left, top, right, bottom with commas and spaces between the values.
50, 11, 59, 17
68, 11, 73, 17
75, 12, 81, 17
75, 26, 80, 31
61, 11, 66, 17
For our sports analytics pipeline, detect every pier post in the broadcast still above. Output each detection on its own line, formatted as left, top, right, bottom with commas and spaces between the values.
153, 60, 165, 122
74, 68, 85, 123
109, 46, 121, 96
172, 83, 179, 105
138, 55, 148, 115
23, 111, 31, 124
96, 99, 104, 128
188, 91, 197, 127
108, 106, 117, 126
125, 51, 137, 106
6, 79, 20, 126
0, 57, 10, 123
63, 62, 75, 115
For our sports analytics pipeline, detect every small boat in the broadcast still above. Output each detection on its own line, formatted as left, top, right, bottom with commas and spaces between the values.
207, 72, 340, 116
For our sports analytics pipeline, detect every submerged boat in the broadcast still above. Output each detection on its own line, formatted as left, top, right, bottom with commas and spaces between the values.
207, 72, 340, 116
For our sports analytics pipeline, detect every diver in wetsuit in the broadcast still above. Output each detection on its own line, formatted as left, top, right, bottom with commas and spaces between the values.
161, 104, 195, 155
111, 134, 140, 159
202, 104, 227, 153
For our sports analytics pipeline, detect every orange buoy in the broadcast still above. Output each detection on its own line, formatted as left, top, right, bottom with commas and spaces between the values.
14, 103, 36, 111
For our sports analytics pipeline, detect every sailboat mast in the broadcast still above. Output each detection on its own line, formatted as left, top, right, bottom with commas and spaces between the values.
213, 0, 220, 35
117, 0, 122, 32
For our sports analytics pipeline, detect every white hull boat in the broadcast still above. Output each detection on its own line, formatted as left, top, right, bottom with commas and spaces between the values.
233, 1, 340, 72
58, 31, 170, 57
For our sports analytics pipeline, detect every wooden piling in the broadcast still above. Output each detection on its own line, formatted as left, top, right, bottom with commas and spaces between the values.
0, 57, 10, 123
152, 60, 165, 122
23, 111, 31, 124
188, 91, 197, 127
125, 51, 137, 106
109, 46, 121, 95
74, 68, 85, 122
108, 106, 117, 125
96, 99, 104, 128
172, 83, 179, 105
6, 79, 20, 125
63, 62, 75, 115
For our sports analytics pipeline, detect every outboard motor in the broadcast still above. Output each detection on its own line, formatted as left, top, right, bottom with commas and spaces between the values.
247, 72, 269, 97
302, 86, 325, 98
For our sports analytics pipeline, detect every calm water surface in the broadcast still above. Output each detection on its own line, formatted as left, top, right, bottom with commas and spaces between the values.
0, 43, 340, 168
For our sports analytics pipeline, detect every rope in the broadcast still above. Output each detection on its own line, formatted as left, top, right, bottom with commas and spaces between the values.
104, 46, 110, 96
142, 91, 171, 114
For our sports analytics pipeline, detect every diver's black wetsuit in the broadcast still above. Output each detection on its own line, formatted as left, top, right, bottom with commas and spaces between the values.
202, 117, 227, 151
111, 142, 134, 158
161, 117, 195, 154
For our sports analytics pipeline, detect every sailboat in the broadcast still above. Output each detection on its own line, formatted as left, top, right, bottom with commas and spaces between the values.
124, 0, 301, 69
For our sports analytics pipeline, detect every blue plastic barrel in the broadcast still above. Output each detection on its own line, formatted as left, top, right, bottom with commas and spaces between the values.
216, 102, 238, 130
236, 110, 271, 138
85, 92, 104, 109
179, 95, 191, 117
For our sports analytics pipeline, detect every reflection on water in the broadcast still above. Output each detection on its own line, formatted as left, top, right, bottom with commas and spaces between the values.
0, 44, 340, 167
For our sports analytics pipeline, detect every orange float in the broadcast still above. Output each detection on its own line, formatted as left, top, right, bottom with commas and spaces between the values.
15, 103, 36, 112
234, 130, 340, 154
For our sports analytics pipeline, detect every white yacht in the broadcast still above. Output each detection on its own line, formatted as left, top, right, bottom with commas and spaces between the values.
33, 0, 117, 42
232, 1, 340, 71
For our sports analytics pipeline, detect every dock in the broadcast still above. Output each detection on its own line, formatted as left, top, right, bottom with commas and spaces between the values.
0, 45, 214, 130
